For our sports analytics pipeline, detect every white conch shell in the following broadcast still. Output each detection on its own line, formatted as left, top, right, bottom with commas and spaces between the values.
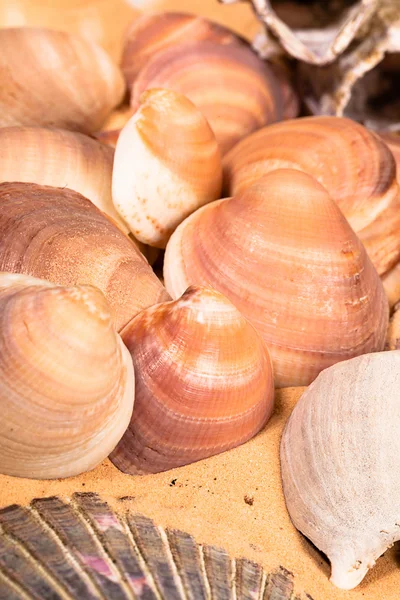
0, 272, 135, 479
281, 351, 400, 590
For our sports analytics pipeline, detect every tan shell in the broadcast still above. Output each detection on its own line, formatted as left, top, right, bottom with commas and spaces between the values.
297, 1, 400, 130
382, 262, 400, 310
0, 126, 127, 233
130, 40, 284, 155
0, 182, 169, 331
112, 89, 222, 248
385, 304, 400, 349
0, 0, 138, 62
224, 116, 400, 276
164, 169, 388, 387
110, 285, 274, 474
228, 0, 378, 65
281, 351, 400, 589
121, 11, 239, 89
0, 273, 134, 480
0, 27, 125, 132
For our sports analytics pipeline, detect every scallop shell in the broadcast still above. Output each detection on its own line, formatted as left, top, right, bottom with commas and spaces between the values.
0, 28, 125, 132
0, 126, 127, 233
297, 1, 400, 130
0, 273, 134, 480
225, 0, 378, 65
0, 491, 304, 599
110, 285, 274, 474
0, 182, 169, 331
164, 169, 388, 387
281, 350, 400, 589
121, 11, 239, 89
112, 88, 222, 248
130, 40, 284, 155
224, 116, 400, 276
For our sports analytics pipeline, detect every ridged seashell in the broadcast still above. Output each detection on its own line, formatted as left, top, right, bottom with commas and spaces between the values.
281, 351, 400, 589
222, 0, 378, 65
121, 11, 239, 89
112, 89, 222, 248
297, 1, 400, 130
0, 182, 169, 331
164, 169, 388, 388
0, 492, 301, 600
110, 286, 274, 474
130, 40, 284, 155
0, 273, 134, 480
0, 0, 138, 62
224, 116, 400, 276
379, 132, 400, 178
0, 126, 128, 233
0, 28, 125, 132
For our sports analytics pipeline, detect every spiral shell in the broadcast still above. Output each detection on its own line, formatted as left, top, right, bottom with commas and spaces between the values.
110, 285, 274, 474
112, 89, 222, 248
281, 351, 400, 589
130, 40, 283, 155
0, 27, 125, 132
164, 169, 388, 387
0, 182, 169, 331
121, 11, 238, 89
0, 273, 134, 480
0, 126, 127, 233
224, 116, 400, 275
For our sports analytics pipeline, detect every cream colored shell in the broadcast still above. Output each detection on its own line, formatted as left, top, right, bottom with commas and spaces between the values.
281, 351, 400, 590
112, 89, 222, 248
0, 273, 134, 480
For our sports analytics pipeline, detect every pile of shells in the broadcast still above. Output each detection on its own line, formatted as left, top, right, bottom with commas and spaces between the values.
0, 4, 399, 593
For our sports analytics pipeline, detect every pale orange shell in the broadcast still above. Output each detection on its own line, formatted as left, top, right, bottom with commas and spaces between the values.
112, 88, 222, 248
0, 273, 134, 480
130, 40, 283, 155
224, 116, 400, 275
0, 126, 127, 233
121, 11, 239, 88
164, 169, 388, 388
110, 285, 274, 474
0, 182, 169, 331
0, 28, 125, 132
379, 132, 400, 180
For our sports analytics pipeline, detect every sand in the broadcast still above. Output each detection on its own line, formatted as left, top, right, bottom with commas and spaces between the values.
1, 387, 398, 600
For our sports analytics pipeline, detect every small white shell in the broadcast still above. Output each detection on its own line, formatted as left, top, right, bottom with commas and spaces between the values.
281, 351, 400, 589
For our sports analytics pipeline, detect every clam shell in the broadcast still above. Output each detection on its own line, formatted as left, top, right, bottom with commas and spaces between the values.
0, 182, 169, 331
0, 492, 302, 599
112, 88, 222, 248
224, 116, 400, 276
110, 285, 274, 474
281, 351, 400, 589
164, 169, 388, 387
130, 40, 284, 154
0, 273, 134, 480
0, 28, 125, 132
0, 126, 127, 233
121, 11, 239, 89
228, 0, 378, 65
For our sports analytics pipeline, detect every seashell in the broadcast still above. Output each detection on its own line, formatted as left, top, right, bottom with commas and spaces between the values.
110, 285, 274, 474
0, 182, 169, 331
0, 273, 134, 480
94, 104, 134, 149
379, 131, 400, 178
0, 28, 125, 133
164, 169, 388, 387
385, 304, 400, 350
130, 40, 284, 155
224, 116, 400, 276
382, 261, 400, 310
223, 0, 378, 65
112, 88, 223, 248
281, 351, 400, 589
0, 0, 138, 62
121, 11, 239, 90
0, 492, 301, 599
0, 126, 128, 233
297, 1, 400, 130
